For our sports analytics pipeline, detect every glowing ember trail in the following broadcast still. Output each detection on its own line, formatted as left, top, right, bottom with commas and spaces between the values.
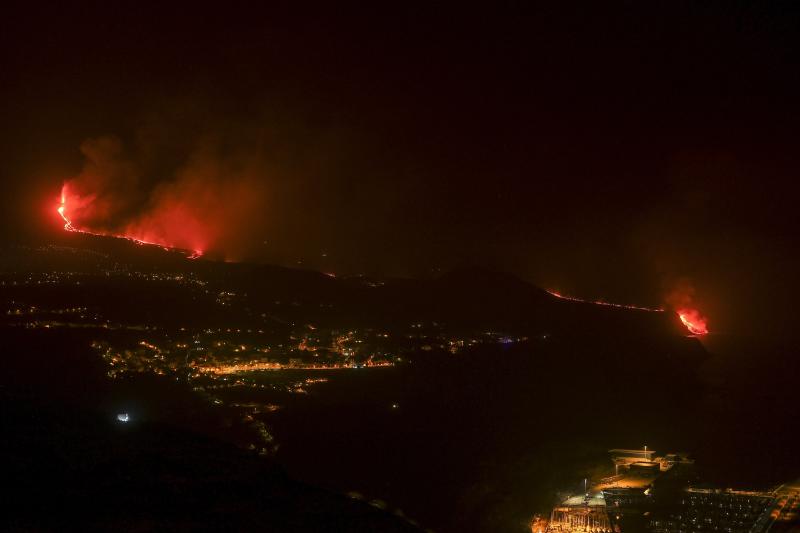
56, 183, 203, 259
545, 289, 665, 312
546, 289, 709, 335
677, 309, 708, 335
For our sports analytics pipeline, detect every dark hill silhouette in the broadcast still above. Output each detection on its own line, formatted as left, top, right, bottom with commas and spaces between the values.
3, 232, 687, 338
3, 395, 421, 532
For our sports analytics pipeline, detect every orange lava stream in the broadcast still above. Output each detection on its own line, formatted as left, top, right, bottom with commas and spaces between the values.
57, 188, 75, 231
677, 310, 708, 336
546, 289, 709, 336
57, 186, 203, 259
545, 289, 665, 312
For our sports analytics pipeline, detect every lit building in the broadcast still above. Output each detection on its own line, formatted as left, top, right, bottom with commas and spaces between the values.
547, 493, 612, 533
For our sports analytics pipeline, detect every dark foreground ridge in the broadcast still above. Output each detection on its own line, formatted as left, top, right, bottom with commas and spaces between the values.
2, 232, 688, 336
2, 392, 420, 532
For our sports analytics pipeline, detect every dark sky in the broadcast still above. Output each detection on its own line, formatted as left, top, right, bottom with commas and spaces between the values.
1, 2, 799, 339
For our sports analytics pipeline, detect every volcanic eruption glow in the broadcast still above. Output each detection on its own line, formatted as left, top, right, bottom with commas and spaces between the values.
52, 135, 270, 261
546, 289, 709, 336
57, 189, 73, 231
665, 281, 710, 336
677, 309, 708, 336
56, 182, 204, 259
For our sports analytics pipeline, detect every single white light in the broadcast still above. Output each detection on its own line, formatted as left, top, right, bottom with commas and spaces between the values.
117, 413, 130, 423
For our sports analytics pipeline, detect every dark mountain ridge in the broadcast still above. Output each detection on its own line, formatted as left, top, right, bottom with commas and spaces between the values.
2, 232, 688, 338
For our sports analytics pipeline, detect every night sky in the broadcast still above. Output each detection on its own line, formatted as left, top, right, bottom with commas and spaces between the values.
2, 2, 799, 340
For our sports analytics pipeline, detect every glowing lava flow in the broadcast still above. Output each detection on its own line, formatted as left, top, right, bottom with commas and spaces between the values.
546, 289, 708, 335
545, 289, 665, 312
56, 184, 203, 259
57, 190, 74, 231
677, 310, 708, 336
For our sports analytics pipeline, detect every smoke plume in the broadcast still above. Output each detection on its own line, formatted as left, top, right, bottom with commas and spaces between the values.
59, 135, 267, 260
665, 278, 709, 335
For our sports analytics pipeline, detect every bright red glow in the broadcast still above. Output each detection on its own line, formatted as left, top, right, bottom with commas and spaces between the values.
56, 182, 203, 259
546, 288, 709, 335
665, 280, 709, 336
677, 309, 708, 335
57, 188, 73, 231
55, 136, 268, 261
